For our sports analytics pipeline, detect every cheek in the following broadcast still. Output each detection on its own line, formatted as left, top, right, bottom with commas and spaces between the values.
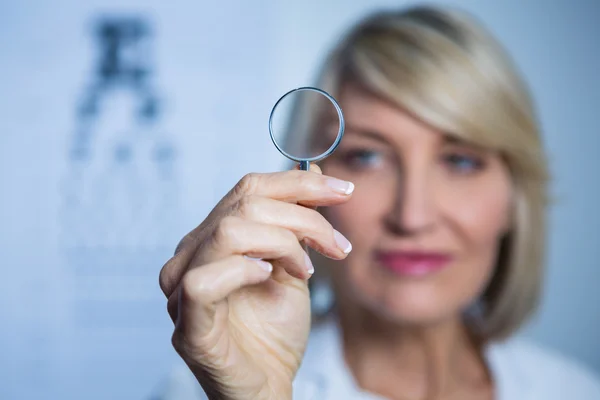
443, 173, 512, 249
438, 171, 513, 304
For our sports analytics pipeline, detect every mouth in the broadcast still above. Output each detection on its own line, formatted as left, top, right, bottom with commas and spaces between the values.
375, 250, 453, 277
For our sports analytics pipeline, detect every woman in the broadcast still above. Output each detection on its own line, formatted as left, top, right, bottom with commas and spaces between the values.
157, 5, 600, 400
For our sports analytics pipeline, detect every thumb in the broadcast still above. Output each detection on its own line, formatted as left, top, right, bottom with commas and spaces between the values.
293, 162, 322, 175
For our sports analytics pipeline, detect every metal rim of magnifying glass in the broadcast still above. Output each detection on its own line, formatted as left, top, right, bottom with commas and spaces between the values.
269, 86, 345, 169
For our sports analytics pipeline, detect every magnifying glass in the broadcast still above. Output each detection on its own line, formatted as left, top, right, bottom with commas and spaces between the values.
269, 87, 345, 171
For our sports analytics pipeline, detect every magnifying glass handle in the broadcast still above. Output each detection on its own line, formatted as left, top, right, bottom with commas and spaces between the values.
299, 161, 310, 171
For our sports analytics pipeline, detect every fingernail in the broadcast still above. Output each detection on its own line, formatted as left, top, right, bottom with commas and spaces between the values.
256, 260, 273, 272
245, 255, 273, 272
305, 252, 314, 274
334, 230, 352, 254
326, 178, 354, 195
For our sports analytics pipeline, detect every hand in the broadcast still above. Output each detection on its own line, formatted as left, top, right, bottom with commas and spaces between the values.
159, 164, 354, 400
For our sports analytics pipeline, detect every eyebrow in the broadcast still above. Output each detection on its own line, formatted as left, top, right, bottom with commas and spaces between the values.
324, 120, 481, 149
442, 134, 487, 151
337, 124, 391, 145
443, 135, 465, 145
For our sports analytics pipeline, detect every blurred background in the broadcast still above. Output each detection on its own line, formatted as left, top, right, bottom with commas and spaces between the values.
0, 1, 598, 399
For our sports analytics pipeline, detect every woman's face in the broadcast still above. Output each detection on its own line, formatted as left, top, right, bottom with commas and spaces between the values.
320, 85, 512, 325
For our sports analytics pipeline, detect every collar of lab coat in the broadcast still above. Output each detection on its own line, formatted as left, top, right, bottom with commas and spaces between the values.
292, 316, 531, 400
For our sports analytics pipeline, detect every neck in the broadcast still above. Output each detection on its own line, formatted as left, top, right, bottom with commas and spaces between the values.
337, 305, 490, 400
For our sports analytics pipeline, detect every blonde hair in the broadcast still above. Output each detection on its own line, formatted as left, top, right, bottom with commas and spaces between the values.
306, 5, 550, 340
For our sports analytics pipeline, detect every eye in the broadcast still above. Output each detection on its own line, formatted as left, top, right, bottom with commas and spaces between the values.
340, 148, 384, 169
442, 152, 485, 174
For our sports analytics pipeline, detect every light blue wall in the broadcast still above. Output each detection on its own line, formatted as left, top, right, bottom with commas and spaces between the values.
1, 1, 598, 399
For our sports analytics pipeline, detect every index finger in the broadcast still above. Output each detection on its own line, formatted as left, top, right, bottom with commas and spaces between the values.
233, 169, 354, 208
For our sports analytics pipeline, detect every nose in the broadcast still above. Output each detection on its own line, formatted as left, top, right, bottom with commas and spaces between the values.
385, 162, 437, 235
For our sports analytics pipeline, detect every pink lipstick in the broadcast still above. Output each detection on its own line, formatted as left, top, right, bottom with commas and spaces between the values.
376, 251, 452, 277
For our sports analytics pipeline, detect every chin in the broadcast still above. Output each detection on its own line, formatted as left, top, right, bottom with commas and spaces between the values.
344, 277, 472, 328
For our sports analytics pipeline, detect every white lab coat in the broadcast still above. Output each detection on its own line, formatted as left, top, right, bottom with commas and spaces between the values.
156, 318, 600, 399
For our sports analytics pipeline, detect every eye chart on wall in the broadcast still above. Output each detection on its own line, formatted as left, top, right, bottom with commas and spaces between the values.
0, 2, 279, 399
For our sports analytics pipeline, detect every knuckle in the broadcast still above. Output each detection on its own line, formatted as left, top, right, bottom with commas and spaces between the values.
281, 227, 300, 249
171, 331, 182, 352
159, 245, 196, 297
180, 270, 211, 302
171, 330, 190, 357
158, 267, 170, 295
213, 216, 239, 248
235, 173, 260, 196
235, 195, 259, 218
159, 258, 177, 297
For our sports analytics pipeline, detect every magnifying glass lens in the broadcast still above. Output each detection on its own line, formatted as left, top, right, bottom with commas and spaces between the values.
270, 88, 343, 163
